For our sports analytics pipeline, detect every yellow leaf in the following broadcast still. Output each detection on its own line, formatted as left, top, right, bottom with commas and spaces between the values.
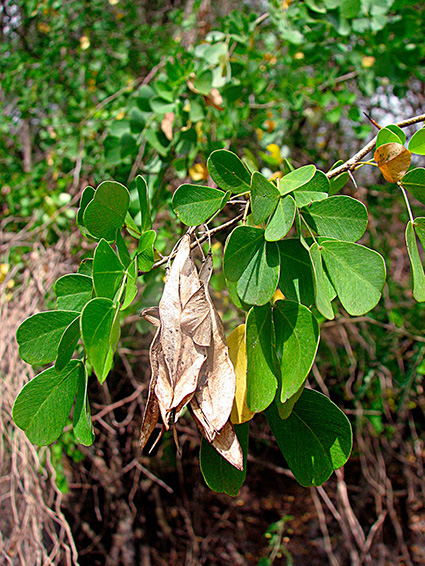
80, 36, 90, 50
0, 263, 9, 283
189, 163, 208, 181
229, 325, 255, 425
37, 22, 50, 34
362, 56, 375, 68
266, 143, 282, 164
272, 289, 285, 303
374, 143, 411, 183
294, 51, 305, 60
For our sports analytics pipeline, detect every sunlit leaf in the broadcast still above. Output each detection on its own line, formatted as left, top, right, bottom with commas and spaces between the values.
405, 221, 425, 302
228, 324, 255, 425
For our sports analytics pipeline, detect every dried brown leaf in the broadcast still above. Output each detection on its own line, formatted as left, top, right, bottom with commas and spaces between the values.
374, 142, 412, 183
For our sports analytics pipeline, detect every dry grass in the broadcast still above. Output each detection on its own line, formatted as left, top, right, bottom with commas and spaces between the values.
0, 238, 79, 566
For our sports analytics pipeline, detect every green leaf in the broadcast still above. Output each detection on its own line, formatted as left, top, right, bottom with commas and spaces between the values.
137, 229, 156, 272
309, 243, 334, 320
93, 239, 126, 300
413, 217, 425, 249
251, 172, 280, 225
276, 382, 305, 420
207, 149, 252, 193
329, 172, 349, 195
406, 221, 425, 302
292, 191, 328, 208
193, 69, 213, 95
81, 298, 117, 383
136, 175, 152, 232
265, 195, 296, 242
55, 274, 93, 311
12, 361, 82, 446
122, 258, 138, 310
386, 125, 406, 145
408, 127, 425, 155
104, 136, 121, 165
78, 259, 93, 277
129, 107, 145, 134
266, 389, 352, 487
298, 169, 330, 193
225, 278, 251, 311
236, 239, 280, 306
55, 317, 81, 372
116, 229, 131, 268
340, 0, 360, 19
246, 305, 278, 412
376, 127, 403, 148
17, 311, 80, 365
136, 84, 155, 112
224, 226, 264, 281
77, 186, 95, 237
120, 133, 136, 159
73, 365, 95, 446
301, 196, 368, 242
278, 239, 315, 306
172, 184, 227, 225
83, 181, 130, 242
321, 240, 386, 315
150, 96, 175, 114
273, 300, 320, 403
279, 165, 316, 196
200, 422, 249, 496
401, 168, 425, 205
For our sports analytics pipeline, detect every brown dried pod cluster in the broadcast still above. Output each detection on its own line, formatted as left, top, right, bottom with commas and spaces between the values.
140, 235, 243, 470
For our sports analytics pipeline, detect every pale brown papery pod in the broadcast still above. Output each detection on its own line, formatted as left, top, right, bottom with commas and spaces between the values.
140, 235, 243, 470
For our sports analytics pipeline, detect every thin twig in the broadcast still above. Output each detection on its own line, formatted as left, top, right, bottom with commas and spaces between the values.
327, 113, 425, 179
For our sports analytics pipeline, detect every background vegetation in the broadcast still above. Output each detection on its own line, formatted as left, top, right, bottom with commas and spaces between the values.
2, 0, 425, 564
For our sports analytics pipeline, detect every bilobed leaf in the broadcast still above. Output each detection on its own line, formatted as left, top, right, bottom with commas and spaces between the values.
408, 127, 425, 155
17, 310, 80, 365
376, 127, 403, 148
136, 175, 152, 232
265, 195, 296, 242
321, 240, 386, 315
400, 168, 425, 205
236, 239, 280, 306
228, 325, 255, 425
297, 169, 330, 193
83, 181, 130, 242
93, 239, 126, 300
374, 143, 411, 183
172, 184, 227, 225
273, 300, 320, 403
55, 274, 93, 311
55, 317, 81, 372
266, 389, 352, 487
301, 196, 368, 242
276, 382, 305, 420
279, 165, 316, 196
73, 364, 95, 446
405, 221, 425, 302
81, 297, 117, 383
246, 305, 278, 412
77, 186, 95, 237
150, 96, 175, 114
193, 69, 213, 95
251, 172, 280, 224
225, 278, 251, 311
223, 226, 264, 281
137, 229, 156, 272
278, 239, 315, 306
200, 422, 249, 496
12, 361, 82, 446
386, 125, 406, 145
207, 149, 252, 193
78, 259, 93, 277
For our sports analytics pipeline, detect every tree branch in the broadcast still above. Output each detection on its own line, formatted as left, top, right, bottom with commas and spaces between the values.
327, 113, 425, 179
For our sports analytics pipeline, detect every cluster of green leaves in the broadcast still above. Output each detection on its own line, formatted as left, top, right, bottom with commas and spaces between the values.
13, 176, 155, 446
12, 119, 425, 494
